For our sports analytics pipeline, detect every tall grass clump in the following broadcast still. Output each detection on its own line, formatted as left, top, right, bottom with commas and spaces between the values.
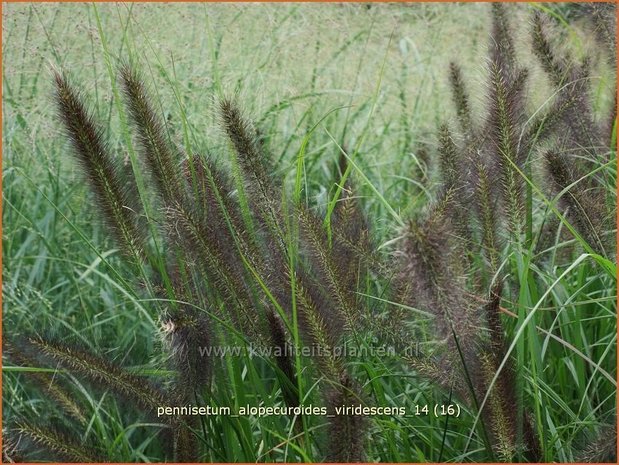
392, 3, 615, 463
5, 64, 375, 462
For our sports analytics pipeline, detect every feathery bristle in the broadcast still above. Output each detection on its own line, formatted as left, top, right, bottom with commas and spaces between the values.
182, 154, 262, 270
183, 155, 241, 231
437, 124, 474, 250
531, 13, 604, 154
484, 282, 504, 354
485, 60, 527, 234
477, 348, 541, 462
473, 159, 500, 270
292, 271, 343, 379
490, 4, 516, 78
523, 95, 575, 152
577, 422, 617, 463
448, 62, 474, 134
162, 306, 213, 394
16, 419, 107, 462
563, 61, 603, 154
53, 71, 146, 261
172, 417, 200, 463
220, 99, 284, 245
331, 184, 368, 251
478, 351, 517, 461
298, 206, 358, 331
579, 3, 616, 63
4, 341, 87, 425
476, 285, 541, 462
544, 149, 607, 255
28, 336, 167, 414
325, 373, 366, 462
397, 191, 478, 352
405, 354, 470, 403
266, 310, 299, 408
531, 12, 567, 86
398, 215, 448, 312
330, 183, 372, 314
488, 5, 530, 199
220, 100, 268, 186
438, 124, 459, 189
165, 201, 262, 340
120, 65, 183, 204
330, 186, 377, 279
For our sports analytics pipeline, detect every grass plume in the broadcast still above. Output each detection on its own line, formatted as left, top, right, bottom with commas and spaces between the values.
120, 65, 184, 204
53, 70, 146, 262
15, 420, 108, 462
27, 336, 168, 413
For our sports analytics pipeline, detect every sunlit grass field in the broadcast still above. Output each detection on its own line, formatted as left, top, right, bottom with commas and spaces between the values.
2, 3, 616, 463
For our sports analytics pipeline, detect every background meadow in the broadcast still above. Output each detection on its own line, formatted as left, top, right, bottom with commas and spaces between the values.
2, 2, 617, 463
